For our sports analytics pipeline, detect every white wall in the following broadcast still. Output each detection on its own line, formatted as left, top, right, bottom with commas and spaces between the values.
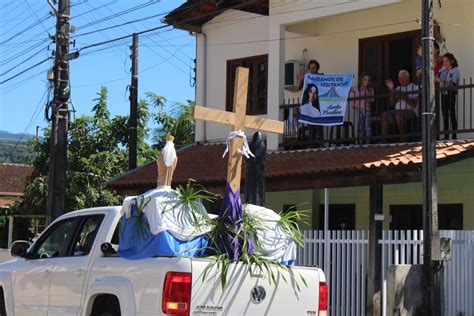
283, 0, 474, 101
195, 0, 473, 145
195, 10, 269, 144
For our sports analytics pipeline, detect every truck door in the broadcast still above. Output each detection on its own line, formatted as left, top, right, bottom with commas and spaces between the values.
48, 215, 104, 316
13, 218, 76, 316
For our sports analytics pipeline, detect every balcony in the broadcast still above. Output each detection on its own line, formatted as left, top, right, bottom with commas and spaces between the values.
280, 79, 474, 149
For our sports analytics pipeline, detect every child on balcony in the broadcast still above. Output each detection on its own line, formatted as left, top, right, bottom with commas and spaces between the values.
439, 53, 460, 140
350, 73, 374, 144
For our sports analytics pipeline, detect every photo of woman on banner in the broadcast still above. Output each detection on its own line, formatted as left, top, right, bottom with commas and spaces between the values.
299, 83, 320, 119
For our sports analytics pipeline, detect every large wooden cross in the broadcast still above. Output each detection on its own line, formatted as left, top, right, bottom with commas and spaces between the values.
193, 67, 284, 193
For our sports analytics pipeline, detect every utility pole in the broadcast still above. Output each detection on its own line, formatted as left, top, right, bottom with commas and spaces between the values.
421, 0, 440, 314
35, 126, 40, 158
129, 33, 138, 170
47, 0, 71, 224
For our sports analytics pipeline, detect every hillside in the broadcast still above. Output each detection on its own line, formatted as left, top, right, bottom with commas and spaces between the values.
0, 130, 35, 142
0, 140, 35, 164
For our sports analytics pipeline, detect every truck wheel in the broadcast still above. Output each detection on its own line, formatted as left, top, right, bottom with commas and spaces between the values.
91, 294, 121, 316
0, 287, 6, 316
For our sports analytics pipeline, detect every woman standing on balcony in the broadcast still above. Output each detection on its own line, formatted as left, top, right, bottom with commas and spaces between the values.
350, 73, 374, 144
439, 53, 460, 140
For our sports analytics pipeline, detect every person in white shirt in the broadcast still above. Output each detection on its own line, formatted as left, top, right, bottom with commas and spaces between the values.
381, 70, 419, 142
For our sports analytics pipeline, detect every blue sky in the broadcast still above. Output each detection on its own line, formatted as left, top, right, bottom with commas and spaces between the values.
0, 0, 195, 142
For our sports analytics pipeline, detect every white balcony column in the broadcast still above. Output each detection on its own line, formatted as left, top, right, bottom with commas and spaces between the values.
195, 33, 206, 143
267, 21, 286, 151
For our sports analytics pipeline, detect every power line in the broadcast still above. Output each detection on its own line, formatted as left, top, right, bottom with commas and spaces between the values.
96, 4, 189, 74
0, 68, 47, 93
74, 1, 160, 31
71, 11, 169, 38
0, 40, 50, 66
4, 86, 50, 160
0, 57, 53, 85
0, 13, 52, 46
0, 45, 50, 77
24, 0, 50, 34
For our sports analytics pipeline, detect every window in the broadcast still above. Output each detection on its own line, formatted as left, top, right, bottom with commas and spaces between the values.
31, 218, 76, 259
319, 204, 356, 230
226, 54, 268, 115
390, 204, 463, 230
70, 216, 104, 256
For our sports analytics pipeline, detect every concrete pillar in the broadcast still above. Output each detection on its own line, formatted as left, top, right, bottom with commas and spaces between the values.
267, 21, 285, 151
195, 33, 206, 143
367, 181, 383, 315
7, 216, 13, 248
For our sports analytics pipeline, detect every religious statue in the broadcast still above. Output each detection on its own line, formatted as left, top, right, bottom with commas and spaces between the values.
156, 134, 178, 188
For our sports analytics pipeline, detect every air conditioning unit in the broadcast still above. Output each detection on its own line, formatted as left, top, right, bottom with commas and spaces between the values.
284, 60, 304, 88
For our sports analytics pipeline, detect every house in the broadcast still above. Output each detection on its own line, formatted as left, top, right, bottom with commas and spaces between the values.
106, 1, 474, 312
107, 0, 474, 230
0, 163, 33, 248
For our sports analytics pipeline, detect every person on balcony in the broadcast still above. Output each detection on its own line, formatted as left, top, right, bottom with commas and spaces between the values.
350, 73, 374, 144
439, 53, 460, 140
293, 59, 321, 92
416, 42, 443, 83
381, 70, 419, 142
292, 60, 323, 147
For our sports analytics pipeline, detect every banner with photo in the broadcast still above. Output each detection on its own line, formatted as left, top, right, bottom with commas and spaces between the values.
298, 73, 353, 126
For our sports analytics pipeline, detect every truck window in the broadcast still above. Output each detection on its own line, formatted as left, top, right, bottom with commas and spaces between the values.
110, 218, 121, 246
31, 218, 76, 259
70, 215, 104, 256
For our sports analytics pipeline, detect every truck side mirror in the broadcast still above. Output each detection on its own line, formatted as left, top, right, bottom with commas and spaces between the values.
100, 242, 117, 257
10, 241, 31, 258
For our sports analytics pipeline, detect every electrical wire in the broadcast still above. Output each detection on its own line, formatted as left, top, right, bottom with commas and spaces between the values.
74, 1, 160, 31
0, 45, 50, 77
0, 57, 53, 85
96, 3, 190, 73
0, 40, 50, 66
3, 86, 50, 160
71, 11, 169, 38
24, 0, 50, 34
0, 14, 52, 46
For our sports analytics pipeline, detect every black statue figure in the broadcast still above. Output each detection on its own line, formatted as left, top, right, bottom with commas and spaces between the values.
244, 132, 267, 206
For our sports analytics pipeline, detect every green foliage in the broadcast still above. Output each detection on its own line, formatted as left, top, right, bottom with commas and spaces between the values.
170, 181, 308, 292
121, 197, 152, 241
9, 87, 159, 217
149, 92, 195, 150
171, 179, 215, 230
278, 205, 310, 247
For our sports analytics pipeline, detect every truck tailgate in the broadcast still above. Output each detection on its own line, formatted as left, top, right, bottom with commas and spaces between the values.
190, 258, 324, 316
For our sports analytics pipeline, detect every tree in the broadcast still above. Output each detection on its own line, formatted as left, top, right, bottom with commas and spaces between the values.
149, 92, 195, 150
10, 87, 158, 221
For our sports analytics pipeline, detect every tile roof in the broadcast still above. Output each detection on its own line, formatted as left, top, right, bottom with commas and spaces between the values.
0, 163, 33, 195
106, 140, 474, 192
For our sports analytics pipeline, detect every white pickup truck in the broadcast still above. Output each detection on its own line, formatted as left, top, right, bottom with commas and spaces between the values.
0, 206, 327, 316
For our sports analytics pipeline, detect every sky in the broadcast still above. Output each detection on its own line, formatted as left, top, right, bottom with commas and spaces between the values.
0, 0, 195, 142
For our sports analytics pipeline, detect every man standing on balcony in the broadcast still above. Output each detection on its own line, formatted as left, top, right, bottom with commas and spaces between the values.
291, 60, 324, 147
381, 70, 419, 142
293, 59, 321, 92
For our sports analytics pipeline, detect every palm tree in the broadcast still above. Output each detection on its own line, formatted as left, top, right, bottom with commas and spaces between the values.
148, 92, 195, 150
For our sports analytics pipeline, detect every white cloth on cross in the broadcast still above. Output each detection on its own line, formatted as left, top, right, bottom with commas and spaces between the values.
222, 130, 255, 159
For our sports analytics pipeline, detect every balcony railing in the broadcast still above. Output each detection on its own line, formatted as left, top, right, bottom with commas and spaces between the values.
280, 78, 474, 149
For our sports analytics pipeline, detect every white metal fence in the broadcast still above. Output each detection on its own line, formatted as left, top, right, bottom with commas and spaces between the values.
296, 230, 474, 316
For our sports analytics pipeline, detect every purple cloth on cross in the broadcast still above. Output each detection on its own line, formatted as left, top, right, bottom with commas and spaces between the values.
217, 183, 254, 261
